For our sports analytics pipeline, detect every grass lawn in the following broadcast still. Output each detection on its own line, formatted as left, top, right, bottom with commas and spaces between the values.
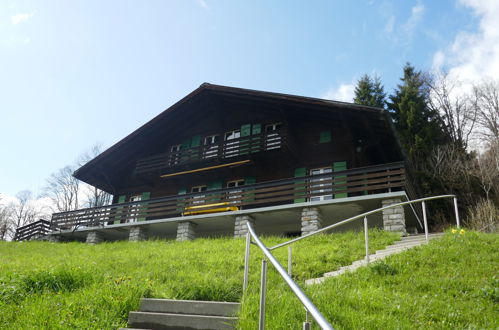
0, 230, 398, 329
238, 230, 499, 329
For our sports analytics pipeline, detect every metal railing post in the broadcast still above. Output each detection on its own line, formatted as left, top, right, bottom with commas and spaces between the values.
303, 309, 311, 330
422, 201, 429, 243
364, 216, 369, 264
243, 231, 251, 291
288, 245, 292, 276
453, 197, 460, 228
259, 259, 268, 330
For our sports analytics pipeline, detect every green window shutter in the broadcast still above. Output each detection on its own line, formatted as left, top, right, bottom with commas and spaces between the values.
294, 168, 307, 203
241, 124, 251, 137
180, 139, 191, 162
190, 135, 201, 160
251, 123, 262, 153
244, 176, 256, 204
177, 187, 186, 213
294, 168, 307, 177
333, 161, 347, 198
244, 176, 256, 185
240, 124, 252, 155
319, 131, 332, 143
114, 195, 126, 223
252, 123, 261, 135
137, 192, 151, 222
333, 161, 347, 171
191, 135, 201, 147
208, 181, 222, 203
181, 139, 191, 149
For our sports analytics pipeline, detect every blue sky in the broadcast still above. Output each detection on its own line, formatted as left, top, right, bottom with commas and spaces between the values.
1, 0, 497, 199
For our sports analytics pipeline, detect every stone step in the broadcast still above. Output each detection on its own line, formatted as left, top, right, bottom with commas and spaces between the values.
305, 233, 445, 286
139, 298, 240, 317
128, 311, 237, 330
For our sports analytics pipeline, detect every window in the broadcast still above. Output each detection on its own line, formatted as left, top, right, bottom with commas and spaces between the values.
309, 167, 333, 201
265, 123, 282, 150
203, 135, 220, 159
191, 185, 207, 205
128, 195, 142, 222
227, 179, 245, 204
169, 144, 182, 165
224, 130, 241, 157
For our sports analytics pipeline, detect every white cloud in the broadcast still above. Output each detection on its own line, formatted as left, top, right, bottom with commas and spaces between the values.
196, 0, 208, 9
10, 12, 35, 25
432, 0, 499, 83
385, 15, 395, 34
321, 83, 356, 102
403, 3, 425, 41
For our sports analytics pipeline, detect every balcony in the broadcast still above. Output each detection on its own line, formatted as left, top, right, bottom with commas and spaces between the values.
51, 162, 411, 231
134, 128, 288, 175
14, 219, 51, 241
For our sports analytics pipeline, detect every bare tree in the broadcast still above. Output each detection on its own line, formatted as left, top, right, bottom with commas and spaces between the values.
43, 143, 112, 213
472, 141, 499, 201
429, 72, 478, 150
44, 166, 81, 212
425, 143, 475, 203
0, 196, 11, 240
77, 143, 112, 208
473, 80, 499, 143
6, 190, 46, 239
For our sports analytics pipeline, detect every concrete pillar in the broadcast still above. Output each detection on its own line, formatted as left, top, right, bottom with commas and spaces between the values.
86, 231, 104, 244
234, 215, 255, 238
129, 226, 148, 242
301, 207, 323, 236
176, 221, 197, 241
382, 199, 406, 234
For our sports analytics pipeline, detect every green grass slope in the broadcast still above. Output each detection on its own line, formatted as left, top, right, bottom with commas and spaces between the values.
0, 230, 398, 329
238, 231, 499, 329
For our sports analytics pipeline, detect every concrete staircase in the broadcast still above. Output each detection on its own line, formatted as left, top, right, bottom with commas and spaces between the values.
122, 298, 240, 330
306, 233, 444, 285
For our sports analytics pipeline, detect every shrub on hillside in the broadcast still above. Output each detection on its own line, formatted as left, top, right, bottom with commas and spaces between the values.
467, 199, 499, 233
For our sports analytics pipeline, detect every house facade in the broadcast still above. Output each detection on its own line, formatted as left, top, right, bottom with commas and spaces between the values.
49, 84, 421, 243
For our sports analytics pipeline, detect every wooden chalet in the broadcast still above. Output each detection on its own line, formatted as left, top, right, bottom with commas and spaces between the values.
49, 83, 421, 243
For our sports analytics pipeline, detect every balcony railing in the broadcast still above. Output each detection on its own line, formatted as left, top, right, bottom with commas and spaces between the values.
51, 162, 406, 231
135, 129, 288, 175
14, 219, 51, 241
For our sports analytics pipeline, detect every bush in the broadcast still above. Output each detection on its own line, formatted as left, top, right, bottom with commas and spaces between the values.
467, 199, 499, 232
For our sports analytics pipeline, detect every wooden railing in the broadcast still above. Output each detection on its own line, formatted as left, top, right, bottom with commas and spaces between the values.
51, 162, 406, 231
135, 129, 288, 174
14, 219, 51, 241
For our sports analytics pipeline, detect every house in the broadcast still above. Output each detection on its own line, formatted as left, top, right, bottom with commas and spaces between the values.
49, 83, 421, 243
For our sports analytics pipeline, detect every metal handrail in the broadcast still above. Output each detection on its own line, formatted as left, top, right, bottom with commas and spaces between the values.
269, 194, 459, 251
242, 194, 461, 328
246, 222, 334, 330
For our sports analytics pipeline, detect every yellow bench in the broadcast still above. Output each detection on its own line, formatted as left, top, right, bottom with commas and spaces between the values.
183, 202, 239, 216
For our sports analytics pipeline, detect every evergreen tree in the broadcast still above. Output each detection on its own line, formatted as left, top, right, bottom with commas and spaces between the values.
387, 64, 448, 165
353, 74, 386, 108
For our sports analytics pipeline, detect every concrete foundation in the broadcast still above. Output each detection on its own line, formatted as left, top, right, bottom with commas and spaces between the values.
129, 226, 148, 242
176, 221, 197, 241
382, 198, 406, 234
301, 207, 322, 236
234, 215, 255, 238
86, 231, 104, 244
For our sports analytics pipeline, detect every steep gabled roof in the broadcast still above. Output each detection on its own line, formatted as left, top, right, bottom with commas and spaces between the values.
74, 83, 397, 192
